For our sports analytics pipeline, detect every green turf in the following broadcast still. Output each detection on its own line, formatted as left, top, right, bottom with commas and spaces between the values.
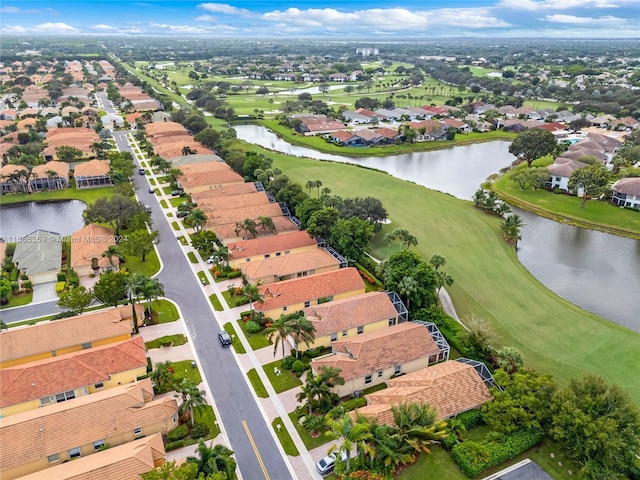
151, 299, 180, 323
288, 411, 331, 450
397, 447, 467, 480
196, 271, 208, 285
210, 294, 224, 312
171, 221, 180, 230
223, 322, 246, 354
170, 197, 186, 207
221, 290, 249, 308
170, 360, 203, 385
263, 359, 303, 393
145, 334, 187, 349
247, 368, 269, 398
272, 417, 300, 456
122, 248, 160, 277
237, 318, 271, 350
187, 251, 199, 263
0, 184, 114, 206
494, 163, 640, 238
193, 405, 221, 440
249, 142, 640, 405
1, 291, 33, 308
160, 199, 168, 208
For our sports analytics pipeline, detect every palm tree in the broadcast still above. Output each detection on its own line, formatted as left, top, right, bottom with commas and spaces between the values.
187, 440, 236, 479
326, 414, 372, 473
305, 180, 315, 196
258, 216, 276, 234
397, 275, 418, 312
241, 283, 263, 318
472, 188, 486, 207
264, 313, 297, 360
297, 373, 332, 416
102, 245, 122, 269
389, 403, 448, 455
501, 214, 525, 248
185, 208, 207, 232
287, 314, 316, 358
429, 254, 446, 271
45, 170, 59, 190
175, 378, 207, 426
314, 180, 323, 198
447, 417, 468, 442
125, 273, 145, 334
150, 361, 173, 394
140, 277, 164, 319
363, 419, 413, 473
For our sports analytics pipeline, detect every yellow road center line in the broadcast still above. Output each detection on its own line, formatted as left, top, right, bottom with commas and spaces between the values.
242, 419, 270, 480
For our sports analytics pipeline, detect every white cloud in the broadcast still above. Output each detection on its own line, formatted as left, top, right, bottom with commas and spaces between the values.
197, 3, 251, 16
37, 22, 79, 33
195, 14, 216, 22
498, 0, 624, 10
148, 22, 209, 34
92, 24, 116, 30
1, 24, 28, 33
543, 14, 623, 23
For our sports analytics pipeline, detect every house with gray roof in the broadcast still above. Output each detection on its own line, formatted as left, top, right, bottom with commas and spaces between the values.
12, 230, 62, 284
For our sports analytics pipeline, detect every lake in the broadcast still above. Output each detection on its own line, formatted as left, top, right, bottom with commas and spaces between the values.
0, 200, 87, 240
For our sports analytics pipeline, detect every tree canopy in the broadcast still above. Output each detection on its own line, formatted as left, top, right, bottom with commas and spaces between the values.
508, 129, 557, 167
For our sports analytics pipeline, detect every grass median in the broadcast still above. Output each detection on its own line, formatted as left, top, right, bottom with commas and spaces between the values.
256, 143, 640, 405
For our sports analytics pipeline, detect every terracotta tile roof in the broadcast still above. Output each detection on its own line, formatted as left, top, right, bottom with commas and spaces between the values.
311, 323, 439, 382
304, 291, 399, 337
74, 160, 110, 177
70, 224, 118, 269
354, 129, 381, 141
191, 182, 257, 201
0, 164, 27, 176
17, 433, 165, 480
357, 361, 492, 424
170, 153, 225, 166
239, 248, 340, 283
375, 127, 399, 139
198, 191, 270, 212
409, 119, 446, 132
0, 337, 147, 409
32, 161, 70, 179
333, 130, 355, 142
204, 203, 284, 228
145, 121, 188, 137
0, 379, 177, 472
214, 216, 300, 241
227, 230, 316, 260
612, 177, 640, 196
257, 267, 365, 312
178, 169, 244, 190
177, 161, 233, 175
0, 306, 137, 365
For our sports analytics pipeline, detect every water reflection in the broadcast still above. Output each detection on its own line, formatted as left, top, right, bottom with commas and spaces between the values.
0, 200, 87, 239
236, 124, 640, 330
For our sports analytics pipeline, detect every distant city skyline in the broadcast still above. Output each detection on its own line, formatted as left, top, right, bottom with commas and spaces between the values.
1, 0, 638, 38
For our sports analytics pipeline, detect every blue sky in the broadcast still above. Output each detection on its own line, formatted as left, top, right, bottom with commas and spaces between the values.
1, 0, 638, 38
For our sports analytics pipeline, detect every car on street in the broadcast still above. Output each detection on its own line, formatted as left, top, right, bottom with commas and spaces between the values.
138, 168, 145, 175
218, 331, 232, 347
148, 187, 154, 193
316, 451, 347, 475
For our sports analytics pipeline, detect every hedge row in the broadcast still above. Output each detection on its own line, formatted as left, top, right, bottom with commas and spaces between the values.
327, 397, 368, 419
451, 428, 544, 478
442, 410, 485, 450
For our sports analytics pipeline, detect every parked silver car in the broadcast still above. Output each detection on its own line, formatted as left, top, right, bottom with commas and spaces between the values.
316, 451, 347, 475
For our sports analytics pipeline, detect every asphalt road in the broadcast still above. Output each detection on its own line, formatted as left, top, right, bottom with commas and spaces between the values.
0, 299, 62, 324
115, 131, 295, 480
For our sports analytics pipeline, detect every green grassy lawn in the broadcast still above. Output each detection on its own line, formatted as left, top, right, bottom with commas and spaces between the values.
397, 447, 467, 480
237, 318, 271, 350
178, 235, 188, 245
145, 334, 187, 349
247, 368, 269, 398
187, 251, 199, 263
466, 66, 503, 77
151, 299, 180, 323
149, 178, 157, 186
210, 294, 224, 311
362, 383, 387, 395
170, 197, 186, 207
263, 359, 303, 393
196, 271, 209, 285
494, 164, 640, 238
256, 119, 516, 157
288, 412, 331, 450
272, 417, 300, 456
170, 360, 203, 385
171, 221, 180, 230
163, 186, 174, 194
1, 291, 33, 309
0, 185, 114, 206
221, 290, 249, 308
160, 199, 168, 208
193, 405, 221, 440
223, 322, 246, 354
251, 143, 640, 404
122, 249, 160, 277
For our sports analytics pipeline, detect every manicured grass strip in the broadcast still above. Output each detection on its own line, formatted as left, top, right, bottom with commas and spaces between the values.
263, 359, 303, 393
221, 290, 249, 308
124, 249, 160, 277
0, 184, 113, 206
145, 334, 187, 350
247, 368, 269, 398
187, 251, 198, 263
363, 383, 387, 395
178, 235, 188, 245
223, 322, 246, 353
193, 405, 221, 440
238, 318, 271, 350
160, 199, 168, 208
210, 294, 224, 312
151, 299, 180, 323
397, 446, 467, 480
163, 186, 174, 194
272, 417, 300, 456
171, 221, 180, 230
170, 360, 203, 385
197, 271, 209, 285
1, 291, 33, 308
288, 411, 331, 450
170, 196, 186, 207
256, 142, 640, 405
149, 178, 157, 185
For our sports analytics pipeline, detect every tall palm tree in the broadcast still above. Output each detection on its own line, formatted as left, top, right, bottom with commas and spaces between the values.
305, 180, 315, 196
296, 373, 332, 416
397, 275, 418, 312
174, 378, 207, 426
288, 314, 316, 358
429, 254, 446, 271
140, 277, 164, 318
314, 180, 323, 198
185, 208, 207, 232
102, 244, 122, 269
258, 216, 276, 234
186, 440, 236, 479
264, 313, 297, 360
241, 283, 263, 318
125, 273, 146, 334
326, 414, 372, 473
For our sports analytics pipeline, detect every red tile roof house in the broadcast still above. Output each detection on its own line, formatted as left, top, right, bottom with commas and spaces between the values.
256, 267, 366, 320
73, 160, 112, 189
409, 120, 448, 141
70, 224, 120, 276
203, 203, 286, 233
443, 118, 471, 134
611, 177, 640, 209
293, 114, 347, 136
311, 322, 442, 398
226, 230, 317, 268
29, 161, 70, 191
355, 360, 493, 425
0, 164, 28, 193
0, 337, 147, 418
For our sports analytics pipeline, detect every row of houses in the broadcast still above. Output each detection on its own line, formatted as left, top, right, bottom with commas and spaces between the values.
0, 306, 176, 479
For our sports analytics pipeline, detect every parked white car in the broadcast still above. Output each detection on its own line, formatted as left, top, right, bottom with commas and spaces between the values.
316, 450, 347, 475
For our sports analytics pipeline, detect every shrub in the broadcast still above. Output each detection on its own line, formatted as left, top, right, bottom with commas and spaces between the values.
227, 270, 242, 279
329, 397, 368, 416
57, 272, 67, 282
22, 280, 32, 290
165, 440, 185, 451
245, 320, 261, 333
9, 268, 18, 282
167, 424, 189, 442
191, 423, 210, 439
55, 281, 66, 293
451, 428, 544, 478
20, 273, 28, 281
455, 409, 484, 429
11, 281, 19, 292
159, 337, 173, 347
5, 244, 15, 258
292, 360, 307, 376
281, 356, 296, 370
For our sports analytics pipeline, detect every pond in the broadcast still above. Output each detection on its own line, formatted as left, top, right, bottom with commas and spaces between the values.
0, 200, 87, 240
235, 125, 640, 331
